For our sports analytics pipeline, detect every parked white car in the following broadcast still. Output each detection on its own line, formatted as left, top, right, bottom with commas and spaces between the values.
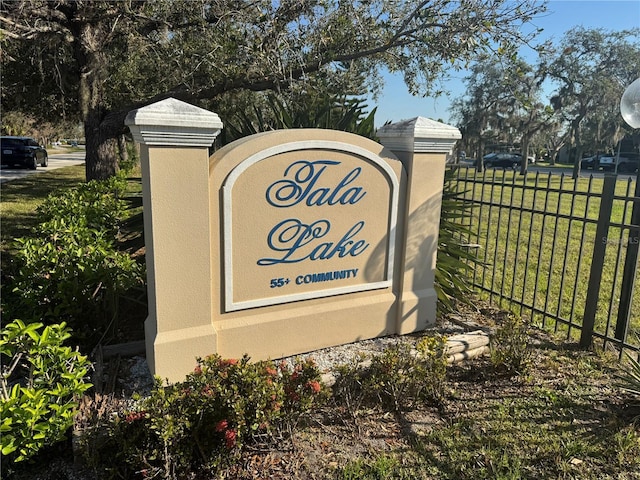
598, 155, 617, 171
596, 153, 639, 173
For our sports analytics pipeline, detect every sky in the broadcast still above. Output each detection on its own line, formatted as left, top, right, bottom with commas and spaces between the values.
369, 0, 640, 127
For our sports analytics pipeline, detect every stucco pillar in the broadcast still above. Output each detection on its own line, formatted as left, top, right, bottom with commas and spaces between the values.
125, 98, 223, 380
377, 117, 461, 334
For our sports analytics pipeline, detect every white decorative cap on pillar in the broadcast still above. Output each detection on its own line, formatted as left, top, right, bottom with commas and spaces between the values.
125, 97, 223, 147
377, 117, 461, 153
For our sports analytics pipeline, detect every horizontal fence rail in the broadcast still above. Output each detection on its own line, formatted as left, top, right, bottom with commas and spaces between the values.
450, 166, 639, 359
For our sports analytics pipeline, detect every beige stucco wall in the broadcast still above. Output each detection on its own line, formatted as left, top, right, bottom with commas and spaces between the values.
139, 146, 218, 377
208, 129, 407, 362
392, 150, 446, 334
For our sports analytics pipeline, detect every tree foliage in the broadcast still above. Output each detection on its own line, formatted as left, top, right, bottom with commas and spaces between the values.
451, 27, 640, 169
450, 56, 515, 169
451, 54, 557, 173
540, 26, 640, 175
1, 0, 546, 180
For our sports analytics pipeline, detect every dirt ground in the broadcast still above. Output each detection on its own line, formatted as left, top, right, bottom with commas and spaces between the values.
7, 303, 640, 480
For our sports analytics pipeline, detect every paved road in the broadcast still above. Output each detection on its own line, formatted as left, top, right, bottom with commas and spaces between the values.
528, 165, 638, 180
457, 161, 637, 181
0, 152, 85, 184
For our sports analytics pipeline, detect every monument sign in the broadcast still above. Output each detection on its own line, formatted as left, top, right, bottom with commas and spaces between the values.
126, 98, 461, 381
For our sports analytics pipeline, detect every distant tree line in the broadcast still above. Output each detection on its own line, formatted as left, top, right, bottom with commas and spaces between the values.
450, 27, 640, 176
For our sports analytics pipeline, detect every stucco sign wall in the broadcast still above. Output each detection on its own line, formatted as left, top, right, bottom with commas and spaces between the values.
126, 98, 462, 382
223, 141, 399, 311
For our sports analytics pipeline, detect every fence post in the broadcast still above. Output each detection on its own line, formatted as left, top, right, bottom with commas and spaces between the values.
581, 174, 617, 348
614, 175, 640, 344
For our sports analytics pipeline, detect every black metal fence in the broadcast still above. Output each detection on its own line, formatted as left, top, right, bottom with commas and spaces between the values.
451, 166, 639, 359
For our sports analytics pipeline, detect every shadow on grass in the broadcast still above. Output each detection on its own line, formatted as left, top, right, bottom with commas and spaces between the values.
411, 352, 640, 480
1, 165, 86, 244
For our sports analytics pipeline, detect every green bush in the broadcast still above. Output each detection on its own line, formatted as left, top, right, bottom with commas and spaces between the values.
1, 320, 92, 462
84, 354, 324, 478
3, 172, 144, 342
10, 229, 143, 332
490, 314, 532, 375
333, 336, 448, 415
366, 336, 448, 411
35, 173, 128, 236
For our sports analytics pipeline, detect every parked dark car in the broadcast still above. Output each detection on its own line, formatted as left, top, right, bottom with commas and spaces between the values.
580, 154, 600, 170
480, 152, 522, 169
1, 136, 48, 169
598, 154, 617, 172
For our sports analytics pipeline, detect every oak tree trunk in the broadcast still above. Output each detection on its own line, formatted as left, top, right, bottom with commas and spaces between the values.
84, 110, 118, 181
74, 19, 118, 181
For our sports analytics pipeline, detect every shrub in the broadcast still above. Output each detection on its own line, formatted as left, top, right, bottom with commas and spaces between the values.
9, 230, 143, 335
366, 336, 448, 411
332, 353, 371, 420
220, 94, 377, 146
0, 320, 92, 462
333, 336, 448, 415
84, 354, 324, 478
3, 172, 144, 342
35, 173, 129, 236
436, 167, 481, 313
490, 314, 532, 375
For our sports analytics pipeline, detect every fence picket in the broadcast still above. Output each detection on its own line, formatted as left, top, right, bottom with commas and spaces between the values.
581, 174, 617, 347
615, 178, 640, 342
451, 166, 639, 357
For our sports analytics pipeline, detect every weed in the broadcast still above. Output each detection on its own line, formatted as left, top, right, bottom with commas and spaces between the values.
490, 313, 532, 375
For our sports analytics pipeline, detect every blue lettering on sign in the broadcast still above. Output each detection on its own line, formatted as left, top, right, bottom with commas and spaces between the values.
256, 159, 372, 272
266, 160, 366, 207
257, 219, 369, 265
295, 269, 359, 285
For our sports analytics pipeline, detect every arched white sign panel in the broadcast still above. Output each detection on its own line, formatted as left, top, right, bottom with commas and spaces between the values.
222, 141, 399, 312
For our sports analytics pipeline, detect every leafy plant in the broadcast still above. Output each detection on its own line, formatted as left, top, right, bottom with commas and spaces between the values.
3, 172, 145, 344
435, 167, 481, 313
367, 336, 448, 411
618, 353, 640, 399
0, 320, 92, 462
83, 354, 324, 478
35, 173, 129, 236
333, 336, 448, 415
490, 314, 532, 375
220, 94, 378, 145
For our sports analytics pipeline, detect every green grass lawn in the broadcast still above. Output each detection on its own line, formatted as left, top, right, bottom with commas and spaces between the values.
454, 168, 640, 352
1, 165, 86, 252
1, 164, 144, 260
